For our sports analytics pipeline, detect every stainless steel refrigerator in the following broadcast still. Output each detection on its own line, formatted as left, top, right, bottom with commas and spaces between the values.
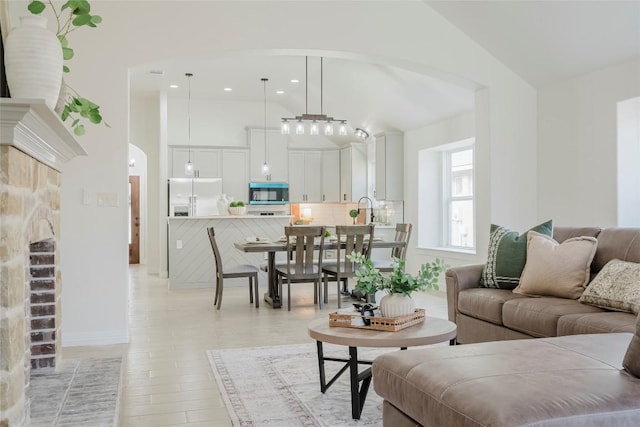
168, 178, 223, 217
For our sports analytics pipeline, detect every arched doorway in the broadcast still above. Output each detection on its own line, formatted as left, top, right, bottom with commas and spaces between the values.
129, 144, 147, 264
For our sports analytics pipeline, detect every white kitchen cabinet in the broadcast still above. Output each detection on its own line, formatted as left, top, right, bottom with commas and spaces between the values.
374, 131, 404, 200
248, 128, 288, 182
171, 147, 221, 178
340, 144, 367, 202
321, 150, 340, 202
221, 149, 249, 203
288, 150, 322, 202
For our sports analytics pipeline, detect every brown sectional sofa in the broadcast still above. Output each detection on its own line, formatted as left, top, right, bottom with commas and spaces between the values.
447, 226, 640, 344
372, 226, 640, 426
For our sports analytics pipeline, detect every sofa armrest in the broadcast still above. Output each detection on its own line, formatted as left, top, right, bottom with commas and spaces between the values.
446, 264, 484, 323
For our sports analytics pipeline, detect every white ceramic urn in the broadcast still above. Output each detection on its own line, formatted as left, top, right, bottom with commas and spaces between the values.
5, 16, 63, 109
379, 293, 415, 318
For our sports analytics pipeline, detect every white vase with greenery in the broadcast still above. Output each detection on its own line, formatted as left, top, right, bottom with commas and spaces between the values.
25, 0, 107, 136
348, 252, 447, 318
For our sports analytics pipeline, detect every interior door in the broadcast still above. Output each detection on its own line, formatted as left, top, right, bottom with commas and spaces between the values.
129, 176, 140, 264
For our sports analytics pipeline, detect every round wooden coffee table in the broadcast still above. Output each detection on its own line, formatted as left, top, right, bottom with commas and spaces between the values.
308, 316, 457, 420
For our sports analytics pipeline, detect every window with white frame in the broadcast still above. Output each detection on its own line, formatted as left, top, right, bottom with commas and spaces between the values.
417, 137, 475, 252
443, 146, 474, 249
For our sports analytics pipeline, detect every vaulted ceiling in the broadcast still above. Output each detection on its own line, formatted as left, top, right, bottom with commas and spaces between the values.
129, 1, 639, 144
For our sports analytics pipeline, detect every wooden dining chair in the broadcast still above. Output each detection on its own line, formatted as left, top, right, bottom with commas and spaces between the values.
371, 223, 412, 272
322, 224, 375, 308
275, 225, 326, 311
207, 227, 260, 310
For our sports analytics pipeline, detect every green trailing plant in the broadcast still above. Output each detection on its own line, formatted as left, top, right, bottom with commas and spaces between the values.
229, 201, 245, 207
28, 0, 107, 136
347, 251, 448, 297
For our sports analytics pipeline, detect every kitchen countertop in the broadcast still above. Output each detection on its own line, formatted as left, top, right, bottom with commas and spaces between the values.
168, 215, 292, 220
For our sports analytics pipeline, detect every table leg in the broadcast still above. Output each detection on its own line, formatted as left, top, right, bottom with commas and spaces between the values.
313, 341, 372, 420
262, 251, 281, 308
317, 341, 326, 391
349, 346, 371, 420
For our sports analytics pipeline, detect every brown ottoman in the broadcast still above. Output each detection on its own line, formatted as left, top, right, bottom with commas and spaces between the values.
373, 333, 640, 426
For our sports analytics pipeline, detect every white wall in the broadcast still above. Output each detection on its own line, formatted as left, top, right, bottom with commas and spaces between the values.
617, 96, 640, 226
7, 1, 537, 345
538, 58, 640, 227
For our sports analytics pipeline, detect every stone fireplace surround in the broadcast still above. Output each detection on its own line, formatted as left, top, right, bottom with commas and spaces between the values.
0, 100, 85, 427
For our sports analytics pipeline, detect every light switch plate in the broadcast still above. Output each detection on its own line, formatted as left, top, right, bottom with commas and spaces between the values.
82, 189, 93, 206
97, 192, 119, 207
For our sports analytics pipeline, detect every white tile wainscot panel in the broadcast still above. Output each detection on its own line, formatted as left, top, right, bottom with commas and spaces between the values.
167, 216, 291, 289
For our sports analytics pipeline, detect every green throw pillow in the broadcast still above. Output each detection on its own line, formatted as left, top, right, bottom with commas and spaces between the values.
480, 220, 553, 290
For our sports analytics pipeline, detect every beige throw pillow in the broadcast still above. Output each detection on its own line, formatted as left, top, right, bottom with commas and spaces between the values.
579, 259, 640, 314
513, 231, 597, 299
623, 314, 640, 378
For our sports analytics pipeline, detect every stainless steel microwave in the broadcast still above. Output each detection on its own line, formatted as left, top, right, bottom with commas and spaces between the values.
248, 182, 289, 205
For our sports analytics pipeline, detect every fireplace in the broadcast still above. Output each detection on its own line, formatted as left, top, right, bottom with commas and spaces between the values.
30, 238, 57, 370
0, 100, 85, 427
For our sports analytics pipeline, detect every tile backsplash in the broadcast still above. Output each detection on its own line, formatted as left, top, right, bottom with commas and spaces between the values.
291, 200, 404, 228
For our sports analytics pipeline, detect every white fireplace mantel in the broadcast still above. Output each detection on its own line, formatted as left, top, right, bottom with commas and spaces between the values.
0, 99, 87, 171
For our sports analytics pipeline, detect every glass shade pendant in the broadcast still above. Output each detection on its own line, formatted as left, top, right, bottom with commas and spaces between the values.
295, 121, 305, 135
184, 73, 195, 176
261, 78, 271, 177
324, 122, 333, 136
310, 121, 319, 135
338, 121, 348, 136
281, 120, 290, 135
184, 159, 194, 176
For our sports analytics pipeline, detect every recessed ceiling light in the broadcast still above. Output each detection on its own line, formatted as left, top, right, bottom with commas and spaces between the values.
290, 79, 299, 83
224, 87, 232, 91
276, 90, 284, 95
169, 84, 179, 89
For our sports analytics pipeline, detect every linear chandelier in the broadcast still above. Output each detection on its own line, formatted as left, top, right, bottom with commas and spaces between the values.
281, 56, 347, 136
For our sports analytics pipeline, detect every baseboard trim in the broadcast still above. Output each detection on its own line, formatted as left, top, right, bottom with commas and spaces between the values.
61, 330, 129, 347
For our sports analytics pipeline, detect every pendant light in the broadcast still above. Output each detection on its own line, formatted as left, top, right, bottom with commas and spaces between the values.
184, 72, 194, 176
261, 78, 271, 178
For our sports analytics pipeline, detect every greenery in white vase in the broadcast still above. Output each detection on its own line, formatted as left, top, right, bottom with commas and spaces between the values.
347, 251, 448, 297
28, 0, 107, 136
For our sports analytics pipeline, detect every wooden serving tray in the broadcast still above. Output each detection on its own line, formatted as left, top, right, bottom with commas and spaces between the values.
328, 308, 425, 332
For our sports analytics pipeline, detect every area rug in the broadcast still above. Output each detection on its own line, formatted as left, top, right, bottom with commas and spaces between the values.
207, 343, 400, 426
28, 357, 123, 426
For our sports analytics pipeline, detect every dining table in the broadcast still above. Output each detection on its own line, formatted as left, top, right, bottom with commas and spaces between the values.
233, 238, 407, 308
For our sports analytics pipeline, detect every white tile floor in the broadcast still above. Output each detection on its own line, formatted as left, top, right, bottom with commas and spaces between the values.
63, 265, 449, 426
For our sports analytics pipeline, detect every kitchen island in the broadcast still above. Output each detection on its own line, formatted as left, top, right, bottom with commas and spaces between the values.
167, 215, 291, 289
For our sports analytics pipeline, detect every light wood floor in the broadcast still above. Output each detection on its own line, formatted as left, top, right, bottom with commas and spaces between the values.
63, 265, 449, 426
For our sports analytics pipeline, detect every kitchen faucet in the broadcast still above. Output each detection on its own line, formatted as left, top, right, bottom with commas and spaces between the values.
357, 196, 375, 224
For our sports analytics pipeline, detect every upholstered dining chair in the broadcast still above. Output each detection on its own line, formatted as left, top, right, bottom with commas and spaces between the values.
275, 225, 326, 311
371, 223, 412, 272
207, 227, 260, 310
322, 224, 375, 308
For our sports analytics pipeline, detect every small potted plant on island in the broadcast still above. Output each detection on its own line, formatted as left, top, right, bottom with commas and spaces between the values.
347, 252, 447, 318
349, 209, 359, 224
228, 201, 247, 215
